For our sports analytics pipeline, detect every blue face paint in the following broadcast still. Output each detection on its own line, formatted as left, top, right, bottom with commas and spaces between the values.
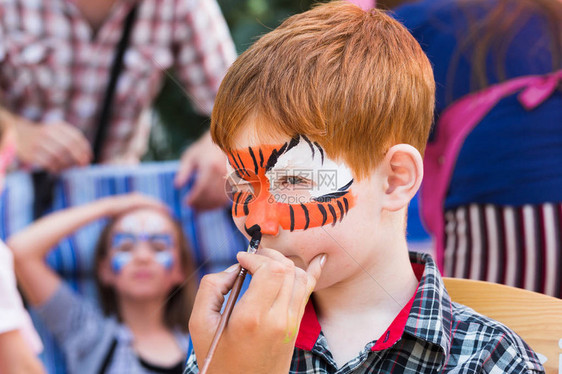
155, 251, 174, 270
111, 232, 174, 252
111, 252, 133, 273
109, 231, 175, 274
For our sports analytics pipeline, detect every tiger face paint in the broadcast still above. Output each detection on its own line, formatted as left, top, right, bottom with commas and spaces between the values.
226, 135, 355, 235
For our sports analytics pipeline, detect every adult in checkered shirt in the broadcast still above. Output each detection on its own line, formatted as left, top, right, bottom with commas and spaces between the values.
184, 2, 544, 373
0, 0, 236, 210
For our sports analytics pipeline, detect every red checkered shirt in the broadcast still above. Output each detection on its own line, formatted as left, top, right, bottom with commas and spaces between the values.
0, 0, 236, 163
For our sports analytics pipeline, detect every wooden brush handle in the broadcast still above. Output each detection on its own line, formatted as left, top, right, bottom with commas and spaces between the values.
199, 266, 248, 374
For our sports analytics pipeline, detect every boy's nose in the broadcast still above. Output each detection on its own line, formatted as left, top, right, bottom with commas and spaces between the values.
244, 196, 280, 236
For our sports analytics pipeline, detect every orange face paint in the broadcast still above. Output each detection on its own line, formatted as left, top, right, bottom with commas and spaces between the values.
227, 136, 355, 236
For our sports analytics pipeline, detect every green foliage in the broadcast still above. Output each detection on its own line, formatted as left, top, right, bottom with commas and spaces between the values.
145, 0, 316, 161
219, 0, 316, 53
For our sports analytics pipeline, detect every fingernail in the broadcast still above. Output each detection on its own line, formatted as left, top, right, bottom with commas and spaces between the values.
320, 254, 327, 268
225, 264, 239, 273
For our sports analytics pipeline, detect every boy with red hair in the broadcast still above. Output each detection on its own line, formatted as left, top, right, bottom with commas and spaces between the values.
186, 2, 543, 373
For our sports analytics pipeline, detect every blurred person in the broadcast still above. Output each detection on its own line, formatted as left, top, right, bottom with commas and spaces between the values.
393, 0, 562, 297
0, 114, 45, 374
0, 0, 236, 210
9, 193, 198, 373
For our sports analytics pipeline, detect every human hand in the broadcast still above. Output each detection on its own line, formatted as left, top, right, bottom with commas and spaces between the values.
189, 248, 326, 374
174, 131, 229, 211
14, 117, 92, 173
101, 192, 170, 218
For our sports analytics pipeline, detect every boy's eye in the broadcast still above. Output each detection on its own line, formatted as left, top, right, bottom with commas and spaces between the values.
278, 175, 313, 188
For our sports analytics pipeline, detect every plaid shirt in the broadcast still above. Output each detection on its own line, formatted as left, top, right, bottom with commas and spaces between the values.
184, 252, 544, 373
0, 0, 236, 163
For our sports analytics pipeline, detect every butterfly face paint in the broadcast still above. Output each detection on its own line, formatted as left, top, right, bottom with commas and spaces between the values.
109, 232, 175, 273
227, 135, 355, 235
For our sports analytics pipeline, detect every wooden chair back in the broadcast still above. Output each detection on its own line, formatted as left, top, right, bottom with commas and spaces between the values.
444, 277, 562, 374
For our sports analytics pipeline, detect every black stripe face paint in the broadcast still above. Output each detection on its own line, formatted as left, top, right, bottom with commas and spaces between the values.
243, 194, 253, 215
289, 205, 295, 232
286, 136, 300, 153
234, 191, 243, 215
313, 191, 349, 203
328, 204, 338, 226
248, 147, 259, 175
236, 152, 249, 177
301, 204, 310, 230
313, 141, 324, 164
338, 179, 354, 192
336, 200, 345, 222
318, 204, 328, 226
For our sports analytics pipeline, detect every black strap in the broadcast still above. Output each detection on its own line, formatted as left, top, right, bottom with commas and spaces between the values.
31, 171, 58, 219
32, 4, 139, 218
92, 4, 139, 163
98, 337, 118, 374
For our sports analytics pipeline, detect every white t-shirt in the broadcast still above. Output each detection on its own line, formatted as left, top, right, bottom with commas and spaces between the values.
0, 240, 42, 353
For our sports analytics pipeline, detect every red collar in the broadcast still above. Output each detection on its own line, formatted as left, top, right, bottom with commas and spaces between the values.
295, 263, 425, 351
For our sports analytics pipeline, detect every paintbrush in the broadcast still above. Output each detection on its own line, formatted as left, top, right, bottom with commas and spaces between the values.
199, 227, 262, 374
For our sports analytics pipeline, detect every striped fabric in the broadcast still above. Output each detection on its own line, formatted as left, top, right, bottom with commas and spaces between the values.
0, 161, 247, 374
444, 203, 562, 298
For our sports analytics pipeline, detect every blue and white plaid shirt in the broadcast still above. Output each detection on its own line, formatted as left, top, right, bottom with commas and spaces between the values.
184, 252, 544, 373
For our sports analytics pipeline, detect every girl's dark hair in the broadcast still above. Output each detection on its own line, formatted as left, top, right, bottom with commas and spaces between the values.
93, 212, 197, 333
448, 0, 562, 100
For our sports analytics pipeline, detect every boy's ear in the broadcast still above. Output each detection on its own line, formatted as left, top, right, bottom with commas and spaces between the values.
380, 144, 423, 212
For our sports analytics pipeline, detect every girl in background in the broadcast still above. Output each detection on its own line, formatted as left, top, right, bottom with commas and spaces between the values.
9, 193, 197, 373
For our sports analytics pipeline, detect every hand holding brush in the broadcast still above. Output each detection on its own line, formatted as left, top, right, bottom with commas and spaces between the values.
189, 229, 325, 374
199, 227, 262, 374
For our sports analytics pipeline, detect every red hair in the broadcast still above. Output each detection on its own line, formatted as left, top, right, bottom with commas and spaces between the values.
211, 1, 435, 179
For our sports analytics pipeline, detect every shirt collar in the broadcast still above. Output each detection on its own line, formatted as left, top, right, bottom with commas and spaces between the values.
404, 251, 453, 355
296, 302, 322, 351
295, 252, 453, 356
